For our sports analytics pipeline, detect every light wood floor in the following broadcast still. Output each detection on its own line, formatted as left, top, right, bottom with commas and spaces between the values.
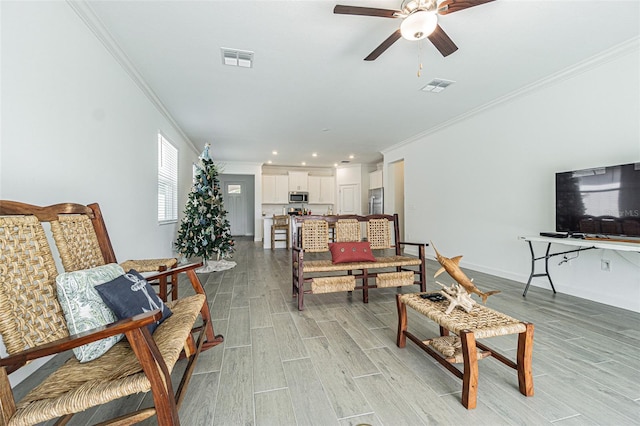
17, 238, 640, 425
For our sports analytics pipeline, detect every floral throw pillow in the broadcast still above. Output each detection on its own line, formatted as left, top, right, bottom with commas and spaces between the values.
56, 263, 125, 363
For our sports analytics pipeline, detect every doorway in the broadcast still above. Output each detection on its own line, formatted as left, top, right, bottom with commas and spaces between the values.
387, 160, 405, 242
220, 174, 255, 237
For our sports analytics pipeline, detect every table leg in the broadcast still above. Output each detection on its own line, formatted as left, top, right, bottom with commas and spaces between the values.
543, 244, 557, 294
362, 269, 369, 303
517, 322, 535, 397
298, 285, 304, 311
524, 242, 557, 296
396, 295, 407, 348
460, 329, 478, 409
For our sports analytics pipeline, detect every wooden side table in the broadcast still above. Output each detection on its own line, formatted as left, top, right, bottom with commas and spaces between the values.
396, 293, 534, 409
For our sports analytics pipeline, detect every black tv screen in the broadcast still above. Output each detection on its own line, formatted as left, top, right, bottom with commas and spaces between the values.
556, 162, 640, 237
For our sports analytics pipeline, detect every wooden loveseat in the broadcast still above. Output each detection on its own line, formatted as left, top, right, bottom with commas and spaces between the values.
0, 201, 223, 425
291, 214, 427, 310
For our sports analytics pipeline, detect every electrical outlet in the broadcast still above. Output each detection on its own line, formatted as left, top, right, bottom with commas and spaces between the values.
601, 259, 611, 272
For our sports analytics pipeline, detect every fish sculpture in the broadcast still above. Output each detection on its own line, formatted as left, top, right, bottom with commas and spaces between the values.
432, 243, 500, 303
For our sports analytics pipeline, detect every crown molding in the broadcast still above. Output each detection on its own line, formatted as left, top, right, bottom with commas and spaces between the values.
66, 0, 199, 155
383, 36, 640, 155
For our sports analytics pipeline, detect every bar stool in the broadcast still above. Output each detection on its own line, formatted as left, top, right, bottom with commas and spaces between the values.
271, 214, 290, 250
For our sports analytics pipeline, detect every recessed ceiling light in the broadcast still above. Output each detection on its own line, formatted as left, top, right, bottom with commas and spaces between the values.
312, 153, 317, 157
349, 154, 355, 159
272, 151, 278, 155
334, 163, 338, 167
301, 162, 306, 166
267, 160, 272, 164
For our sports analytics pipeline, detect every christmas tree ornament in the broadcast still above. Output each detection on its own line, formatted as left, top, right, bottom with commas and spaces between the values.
175, 144, 236, 273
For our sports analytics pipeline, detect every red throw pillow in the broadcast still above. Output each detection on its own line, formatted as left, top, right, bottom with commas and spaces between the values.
329, 241, 376, 264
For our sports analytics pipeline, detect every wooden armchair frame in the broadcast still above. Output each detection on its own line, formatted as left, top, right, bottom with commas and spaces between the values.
0, 201, 224, 425
291, 214, 428, 310
0, 200, 221, 350
2, 201, 181, 299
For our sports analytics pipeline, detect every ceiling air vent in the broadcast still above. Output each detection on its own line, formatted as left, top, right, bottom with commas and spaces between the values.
221, 48, 254, 68
421, 78, 455, 93
341, 160, 350, 164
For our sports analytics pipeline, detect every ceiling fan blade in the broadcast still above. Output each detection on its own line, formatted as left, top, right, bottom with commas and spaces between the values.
364, 30, 402, 61
427, 25, 458, 57
333, 5, 400, 18
437, 0, 495, 15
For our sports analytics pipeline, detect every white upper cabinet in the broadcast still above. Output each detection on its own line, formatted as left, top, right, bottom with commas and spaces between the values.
262, 175, 289, 203
308, 176, 335, 204
288, 171, 308, 192
369, 170, 383, 189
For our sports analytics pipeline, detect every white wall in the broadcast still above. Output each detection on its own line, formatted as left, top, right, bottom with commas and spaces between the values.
0, 1, 201, 384
1, 1, 201, 259
384, 44, 640, 312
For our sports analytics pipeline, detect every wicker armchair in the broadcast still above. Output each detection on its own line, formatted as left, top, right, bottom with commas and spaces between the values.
2, 201, 179, 301
59, 202, 179, 301
0, 201, 223, 425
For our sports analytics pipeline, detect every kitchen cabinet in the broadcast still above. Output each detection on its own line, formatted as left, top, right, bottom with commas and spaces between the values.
369, 170, 383, 189
308, 176, 335, 204
262, 175, 289, 204
288, 171, 308, 192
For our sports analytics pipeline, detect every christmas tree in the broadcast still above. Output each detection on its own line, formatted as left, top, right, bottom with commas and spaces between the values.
175, 144, 236, 272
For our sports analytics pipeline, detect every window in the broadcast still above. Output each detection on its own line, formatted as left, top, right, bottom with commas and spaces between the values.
158, 134, 178, 223
228, 184, 241, 194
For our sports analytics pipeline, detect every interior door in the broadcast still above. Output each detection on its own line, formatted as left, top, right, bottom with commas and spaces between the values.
339, 183, 360, 215
225, 182, 246, 236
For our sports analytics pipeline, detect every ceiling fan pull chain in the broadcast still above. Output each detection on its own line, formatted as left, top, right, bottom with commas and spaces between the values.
417, 40, 424, 77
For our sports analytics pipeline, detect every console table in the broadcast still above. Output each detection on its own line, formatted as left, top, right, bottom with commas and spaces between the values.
520, 236, 640, 296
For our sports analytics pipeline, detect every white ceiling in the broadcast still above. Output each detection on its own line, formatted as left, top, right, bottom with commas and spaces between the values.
86, 0, 640, 168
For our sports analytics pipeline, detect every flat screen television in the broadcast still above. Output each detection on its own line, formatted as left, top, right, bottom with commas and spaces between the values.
555, 162, 640, 237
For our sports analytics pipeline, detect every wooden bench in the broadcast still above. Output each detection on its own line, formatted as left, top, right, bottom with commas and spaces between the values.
396, 293, 534, 409
291, 214, 427, 310
0, 201, 223, 425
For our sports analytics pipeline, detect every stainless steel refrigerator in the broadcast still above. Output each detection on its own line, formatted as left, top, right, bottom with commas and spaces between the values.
368, 188, 383, 215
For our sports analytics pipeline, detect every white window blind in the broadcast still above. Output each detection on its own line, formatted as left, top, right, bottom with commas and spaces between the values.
158, 134, 178, 223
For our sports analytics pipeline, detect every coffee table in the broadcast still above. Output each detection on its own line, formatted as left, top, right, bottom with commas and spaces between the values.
396, 293, 534, 409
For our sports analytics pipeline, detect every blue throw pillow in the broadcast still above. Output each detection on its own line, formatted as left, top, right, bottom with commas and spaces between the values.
95, 270, 172, 334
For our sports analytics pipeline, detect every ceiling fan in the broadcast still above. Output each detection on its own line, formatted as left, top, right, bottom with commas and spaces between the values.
334, 0, 495, 61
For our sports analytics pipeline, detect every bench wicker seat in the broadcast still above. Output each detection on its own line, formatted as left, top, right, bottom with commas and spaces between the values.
291, 214, 427, 310
300, 255, 422, 273
399, 293, 527, 339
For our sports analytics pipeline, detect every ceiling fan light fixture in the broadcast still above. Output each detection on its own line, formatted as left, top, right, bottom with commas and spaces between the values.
400, 10, 437, 41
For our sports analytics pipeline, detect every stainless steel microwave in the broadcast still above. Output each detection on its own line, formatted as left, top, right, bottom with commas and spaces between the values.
289, 192, 308, 203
